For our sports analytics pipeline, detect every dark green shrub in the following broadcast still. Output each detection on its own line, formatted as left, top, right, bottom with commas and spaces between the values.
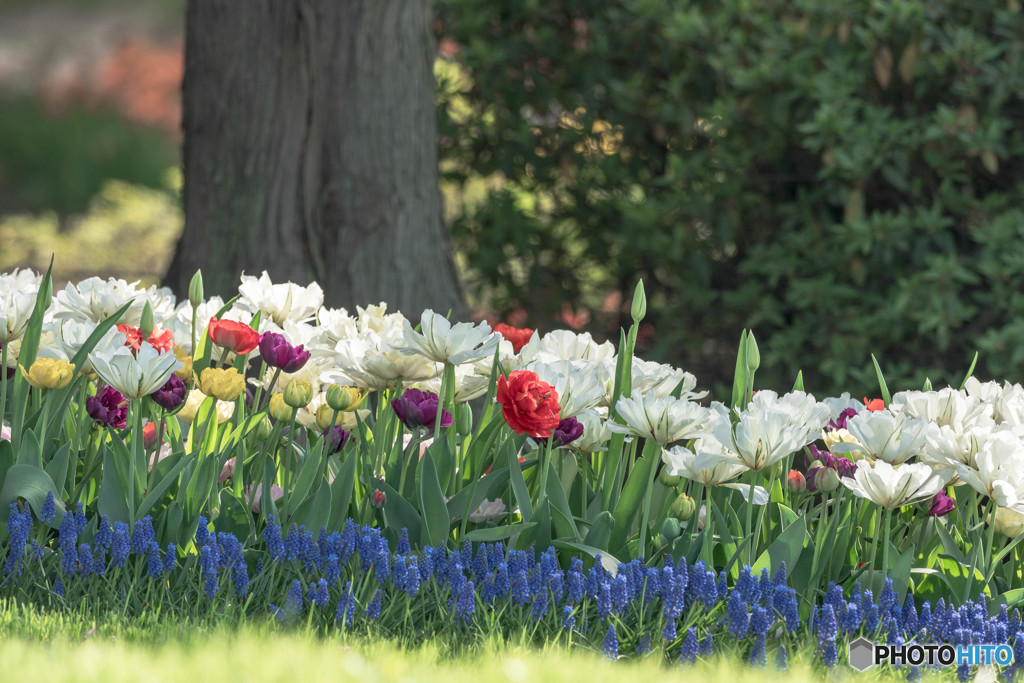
0, 97, 177, 216
437, 0, 1024, 397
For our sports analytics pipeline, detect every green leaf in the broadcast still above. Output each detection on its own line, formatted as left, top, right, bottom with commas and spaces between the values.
753, 517, 806, 579
551, 539, 621, 575
419, 451, 451, 548
507, 442, 533, 522
870, 354, 892, 406
446, 465, 509, 521
291, 484, 332, 532
792, 370, 804, 392
0, 464, 65, 522
546, 462, 579, 541
136, 450, 198, 520
731, 329, 749, 411
216, 489, 255, 542
327, 452, 357, 532
517, 498, 551, 554
379, 481, 422, 547
282, 449, 323, 520
98, 451, 131, 523
0, 440, 14, 493
43, 442, 71, 495
959, 352, 979, 390
16, 429, 41, 467
583, 511, 615, 552
609, 446, 659, 553
466, 522, 536, 543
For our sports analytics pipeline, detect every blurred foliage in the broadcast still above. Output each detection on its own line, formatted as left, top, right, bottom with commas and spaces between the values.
436, 0, 1024, 398
0, 171, 182, 285
0, 96, 177, 216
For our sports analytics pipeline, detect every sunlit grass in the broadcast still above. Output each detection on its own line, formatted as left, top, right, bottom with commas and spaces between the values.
0, 601, 960, 683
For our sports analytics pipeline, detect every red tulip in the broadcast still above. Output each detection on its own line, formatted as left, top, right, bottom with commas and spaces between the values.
208, 317, 260, 354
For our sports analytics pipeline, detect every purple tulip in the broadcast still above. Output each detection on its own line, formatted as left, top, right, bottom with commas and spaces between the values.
390, 389, 452, 430
826, 408, 859, 432
258, 332, 311, 373
87, 386, 128, 428
324, 426, 353, 454
151, 374, 187, 411
927, 490, 955, 517
552, 416, 584, 447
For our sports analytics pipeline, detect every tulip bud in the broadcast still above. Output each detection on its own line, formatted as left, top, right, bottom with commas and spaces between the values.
138, 301, 155, 341
255, 414, 273, 440
658, 468, 681, 488
745, 330, 760, 373
659, 517, 681, 545
283, 380, 314, 409
630, 279, 647, 323
142, 421, 164, 450
811, 466, 840, 492
456, 404, 473, 438
370, 489, 387, 509
787, 469, 806, 494
670, 493, 696, 522
188, 270, 204, 309
325, 384, 364, 412
316, 403, 346, 431
269, 393, 296, 421
246, 415, 273, 447
927, 490, 954, 517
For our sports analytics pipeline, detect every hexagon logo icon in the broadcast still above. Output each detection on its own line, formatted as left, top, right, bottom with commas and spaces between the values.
848, 637, 876, 671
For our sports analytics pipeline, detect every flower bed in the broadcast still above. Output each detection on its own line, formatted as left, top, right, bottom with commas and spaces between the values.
1, 265, 1024, 675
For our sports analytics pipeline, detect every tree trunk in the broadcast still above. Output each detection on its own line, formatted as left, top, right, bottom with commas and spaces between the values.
166, 0, 464, 319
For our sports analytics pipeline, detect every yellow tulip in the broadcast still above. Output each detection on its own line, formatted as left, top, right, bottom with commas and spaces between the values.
173, 346, 193, 381
198, 367, 245, 402
19, 358, 75, 390
269, 393, 296, 421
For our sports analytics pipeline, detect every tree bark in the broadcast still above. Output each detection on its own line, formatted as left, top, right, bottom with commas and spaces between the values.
166, 0, 464, 319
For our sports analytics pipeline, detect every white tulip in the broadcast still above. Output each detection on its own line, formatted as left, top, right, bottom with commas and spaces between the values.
840, 460, 948, 510
401, 310, 498, 366
89, 341, 182, 400
237, 271, 324, 326
830, 410, 931, 465
608, 390, 713, 445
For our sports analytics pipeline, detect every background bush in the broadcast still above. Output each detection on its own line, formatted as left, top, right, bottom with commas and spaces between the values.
437, 0, 1024, 398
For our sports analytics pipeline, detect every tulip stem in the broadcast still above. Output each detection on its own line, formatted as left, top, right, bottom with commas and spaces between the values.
258, 367, 281, 412
637, 440, 660, 561
880, 507, 892, 577
147, 408, 166, 494
0, 344, 7, 434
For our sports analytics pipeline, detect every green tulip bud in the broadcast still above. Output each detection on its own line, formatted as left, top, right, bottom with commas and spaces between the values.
139, 301, 155, 340
658, 468, 681, 488
188, 270, 204, 309
745, 330, 760, 373
670, 493, 696, 522
659, 517, 682, 545
456, 404, 473, 438
631, 279, 647, 323
283, 380, 314, 409
325, 384, 364, 411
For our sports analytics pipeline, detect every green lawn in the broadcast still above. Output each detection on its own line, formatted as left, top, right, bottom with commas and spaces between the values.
0, 601, 949, 683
